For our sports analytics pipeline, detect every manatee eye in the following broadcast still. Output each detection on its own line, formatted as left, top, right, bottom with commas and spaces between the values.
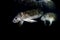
15, 18, 17, 19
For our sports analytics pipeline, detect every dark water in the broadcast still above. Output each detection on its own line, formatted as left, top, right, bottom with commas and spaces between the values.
7, 0, 60, 32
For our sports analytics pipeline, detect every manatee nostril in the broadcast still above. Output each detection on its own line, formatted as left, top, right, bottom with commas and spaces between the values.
12, 20, 15, 23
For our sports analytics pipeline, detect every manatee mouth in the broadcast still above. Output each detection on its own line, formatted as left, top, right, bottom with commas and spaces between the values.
45, 20, 50, 26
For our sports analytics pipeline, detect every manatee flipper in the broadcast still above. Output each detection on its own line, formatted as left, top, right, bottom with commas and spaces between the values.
26, 19, 37, 23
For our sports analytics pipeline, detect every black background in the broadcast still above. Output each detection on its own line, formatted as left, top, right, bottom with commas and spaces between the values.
7, 0, 60, 32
